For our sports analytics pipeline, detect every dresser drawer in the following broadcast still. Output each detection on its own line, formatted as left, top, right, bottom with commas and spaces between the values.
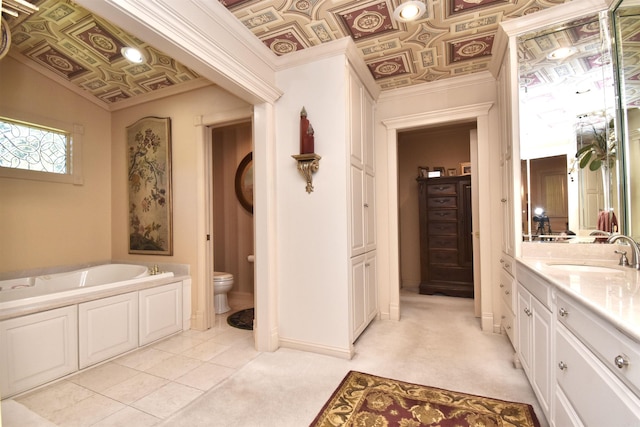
429, 236, 457, 249
428, 250, 458, 265
556, 325, 640, 426
501, 309, 515, 346
428, 209, 457, 221
556, 292, 640, 396
427, 197, 457, 209
500, 255, 514, 276
430, 266, 473, 282
515, 261, 551, 309
428, 222, 457, 235
427, 182, 456, 195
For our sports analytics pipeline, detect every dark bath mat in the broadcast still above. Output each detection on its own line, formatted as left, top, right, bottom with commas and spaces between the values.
227, 308, 254, 330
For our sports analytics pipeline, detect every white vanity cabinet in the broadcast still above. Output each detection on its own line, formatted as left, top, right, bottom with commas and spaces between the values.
0, 305, 78, 397
516, 263, 553, 421
554, 292, 640, 426
79, 292, 139, 369
348, 65, 377, 343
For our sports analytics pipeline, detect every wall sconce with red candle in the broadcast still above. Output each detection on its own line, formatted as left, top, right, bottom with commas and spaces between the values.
292, 107, 321, 193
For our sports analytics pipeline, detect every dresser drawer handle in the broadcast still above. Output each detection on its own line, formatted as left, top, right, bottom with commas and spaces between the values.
523, 307, 532, 317
500, 283, 504, 288
614, 355, 629, 369
559, 307, 569, 317
558, 361, 567, 371
434, 199, 448, 204
434, 212, 448, 217
505, 290, 510, 295
504, 262, 511, 269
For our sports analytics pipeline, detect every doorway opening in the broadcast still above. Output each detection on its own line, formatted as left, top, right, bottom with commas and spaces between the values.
208, 121, 255, 325
397, 122, 478, 302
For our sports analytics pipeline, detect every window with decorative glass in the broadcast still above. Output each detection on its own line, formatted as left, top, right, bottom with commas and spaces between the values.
0, 116, 82, 184
0, 117, 69, 173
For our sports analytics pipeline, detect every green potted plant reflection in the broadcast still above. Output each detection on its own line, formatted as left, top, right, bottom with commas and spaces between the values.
574, 118, 616, 172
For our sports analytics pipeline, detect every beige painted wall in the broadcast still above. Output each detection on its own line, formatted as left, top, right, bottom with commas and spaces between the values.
212, 122, 254, 294
0, 56, 112, 273
397, 124, 475, 288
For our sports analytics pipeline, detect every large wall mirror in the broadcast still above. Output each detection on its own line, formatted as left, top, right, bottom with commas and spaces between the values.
612, 0, 640, 240
517, 11, 620, 241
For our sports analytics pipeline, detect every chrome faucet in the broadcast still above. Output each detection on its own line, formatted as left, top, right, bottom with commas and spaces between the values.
607, 235, 640, 270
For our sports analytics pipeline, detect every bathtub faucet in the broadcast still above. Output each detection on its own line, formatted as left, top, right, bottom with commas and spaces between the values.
607, 234, 640, 270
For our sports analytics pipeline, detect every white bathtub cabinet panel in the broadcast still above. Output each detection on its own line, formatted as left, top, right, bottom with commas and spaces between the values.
139, 282, 182, 345
0, 306, 78, 398
554, 388, 584, 427
556, 325, 640, 426
350, 251, 377, 343
79, 292, 138, 369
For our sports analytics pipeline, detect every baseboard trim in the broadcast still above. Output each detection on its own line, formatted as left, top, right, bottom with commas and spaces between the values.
279, 338, 354, 360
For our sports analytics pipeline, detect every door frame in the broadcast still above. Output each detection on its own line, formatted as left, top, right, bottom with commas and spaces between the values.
381, 102, 494, 331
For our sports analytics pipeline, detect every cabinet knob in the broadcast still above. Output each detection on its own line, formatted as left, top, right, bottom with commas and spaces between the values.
500, 283, 504, 288
506, 325, 511, 330
614, 354, 629, 369
501, 198, 507, 203
365, 263, 371, 267
558, 361, 568, 371
504, 262, 511, 269
500, 259, 504, 264
559, 307, 569, 317
364, 203, 369, 208
524, 307, 532, 317
505, 290, 510, 295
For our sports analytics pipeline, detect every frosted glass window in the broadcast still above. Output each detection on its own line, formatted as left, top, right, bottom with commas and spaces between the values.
0, 117, 69, 174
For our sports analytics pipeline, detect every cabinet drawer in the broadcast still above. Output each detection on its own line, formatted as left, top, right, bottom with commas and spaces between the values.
428, 222, 457, 235
515, 261, 551, 309
427, 197, 457, 209
500, 255, 514, 276
428, 209, 457, 221
556, 325, 640, 426
427, 183, 456, 195
499, 269, 514, 311
557, 292, 640, 395
428, 250, 458, 265
501, 309, 515, 346
429, 236, 457, 249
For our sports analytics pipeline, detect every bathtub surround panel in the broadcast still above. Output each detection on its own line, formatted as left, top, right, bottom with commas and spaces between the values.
0, 264, 191, 398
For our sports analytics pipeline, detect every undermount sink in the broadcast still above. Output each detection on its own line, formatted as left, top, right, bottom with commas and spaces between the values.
546, 263, 625, 274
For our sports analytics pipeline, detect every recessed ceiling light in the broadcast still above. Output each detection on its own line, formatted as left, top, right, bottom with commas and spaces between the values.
547, 47, 576, 60
393, 1, 426, 22
121, 46, 145, 64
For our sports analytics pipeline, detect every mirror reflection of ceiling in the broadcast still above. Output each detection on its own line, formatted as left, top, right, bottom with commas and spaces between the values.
517, 14, 615, 151
617, 6, 640, 107
1, 0, 572, 107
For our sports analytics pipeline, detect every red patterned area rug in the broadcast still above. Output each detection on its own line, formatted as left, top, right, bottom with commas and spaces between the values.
310, 371, 541, 427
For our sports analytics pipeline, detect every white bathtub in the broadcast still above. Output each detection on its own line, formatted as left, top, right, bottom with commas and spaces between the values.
0, 264, 174, 312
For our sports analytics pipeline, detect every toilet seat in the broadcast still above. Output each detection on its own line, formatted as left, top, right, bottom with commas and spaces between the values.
213, 272, 233, 282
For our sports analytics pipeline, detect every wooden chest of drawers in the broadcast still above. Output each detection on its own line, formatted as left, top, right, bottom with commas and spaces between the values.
417, 176, 473, 297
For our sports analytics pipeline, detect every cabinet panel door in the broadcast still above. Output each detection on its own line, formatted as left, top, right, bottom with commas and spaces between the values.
79, 292, 138, 369
350, 166, 365, 256
364, 171, 376, 251
0, 306, 78, 397
351, 255, 366, 341
139, 282, 182, 345
531, 296, 552, 416
365, 252, 377, 322
349, 71, 363, 166
517, 286, 532, 374
363, 93, 375, 174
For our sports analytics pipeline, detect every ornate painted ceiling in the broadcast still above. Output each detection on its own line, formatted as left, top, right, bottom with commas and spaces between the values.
1, 0, 574, 107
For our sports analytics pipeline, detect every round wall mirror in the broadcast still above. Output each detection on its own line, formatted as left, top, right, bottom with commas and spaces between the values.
235, 152, 253, 214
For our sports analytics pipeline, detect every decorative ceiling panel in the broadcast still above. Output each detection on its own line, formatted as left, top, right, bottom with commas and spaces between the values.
3, 0, 200, 105
222, 0, 568, 89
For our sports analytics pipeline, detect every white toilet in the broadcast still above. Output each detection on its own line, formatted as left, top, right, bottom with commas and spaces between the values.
213, 272, 234, 314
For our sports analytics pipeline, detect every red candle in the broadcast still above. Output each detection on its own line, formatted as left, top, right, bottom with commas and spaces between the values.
303, 124, 314, 154
300, 107, 309, 154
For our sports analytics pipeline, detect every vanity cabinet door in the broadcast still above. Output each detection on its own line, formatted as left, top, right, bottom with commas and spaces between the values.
517, 283, 552, 419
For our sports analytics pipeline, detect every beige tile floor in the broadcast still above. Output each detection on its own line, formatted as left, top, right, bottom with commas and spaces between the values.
1, 290, 547, 427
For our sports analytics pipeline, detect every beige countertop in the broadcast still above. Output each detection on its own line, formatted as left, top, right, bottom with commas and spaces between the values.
517, 256, 640, 343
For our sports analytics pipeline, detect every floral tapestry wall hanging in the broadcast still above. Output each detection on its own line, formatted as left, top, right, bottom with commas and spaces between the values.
127, 116, 173, 255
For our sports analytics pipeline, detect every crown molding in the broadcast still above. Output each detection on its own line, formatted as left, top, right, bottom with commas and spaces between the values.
378, 71, 495, 101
